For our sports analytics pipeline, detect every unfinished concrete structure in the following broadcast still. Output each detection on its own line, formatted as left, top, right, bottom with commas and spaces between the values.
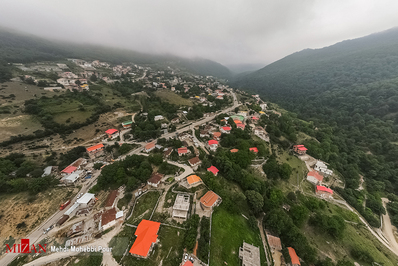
239, 241, 261, 266
172, 194, 190, 220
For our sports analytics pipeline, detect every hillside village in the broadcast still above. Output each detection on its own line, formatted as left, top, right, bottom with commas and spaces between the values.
0, 58, 397, 266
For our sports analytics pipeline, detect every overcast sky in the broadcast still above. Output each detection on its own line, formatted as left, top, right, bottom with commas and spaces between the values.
1, 0, 398, 66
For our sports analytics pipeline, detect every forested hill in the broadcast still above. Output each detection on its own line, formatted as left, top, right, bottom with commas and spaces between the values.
0, 28, 232, 78
231, 27, 398, 220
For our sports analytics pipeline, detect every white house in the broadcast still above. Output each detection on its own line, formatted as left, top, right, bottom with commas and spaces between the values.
76, 193, 95, 208
154, 115, 164, 121
314, 161, 333, 176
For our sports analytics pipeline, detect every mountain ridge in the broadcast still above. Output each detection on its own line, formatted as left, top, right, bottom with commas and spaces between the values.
0, 27, 232, 78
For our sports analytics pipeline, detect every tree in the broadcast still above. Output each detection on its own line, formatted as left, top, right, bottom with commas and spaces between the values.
279, 163, 292, 180
289, 204, 309, 228
90, 74, 98, 82
245, 190, 264, 214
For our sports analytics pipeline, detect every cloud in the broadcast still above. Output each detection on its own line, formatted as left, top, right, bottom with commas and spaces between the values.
0, 0, 398, 65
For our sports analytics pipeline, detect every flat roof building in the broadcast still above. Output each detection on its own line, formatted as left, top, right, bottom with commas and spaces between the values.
172, 194, 190, 220
239, 241, 261, 266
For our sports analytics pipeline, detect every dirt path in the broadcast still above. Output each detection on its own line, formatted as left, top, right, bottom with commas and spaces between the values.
257, 216, 271, 266
381, 198, 398, 254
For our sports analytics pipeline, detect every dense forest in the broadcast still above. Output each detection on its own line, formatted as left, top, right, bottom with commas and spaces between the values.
0, 27, 231, 78
231, 28, 398, 227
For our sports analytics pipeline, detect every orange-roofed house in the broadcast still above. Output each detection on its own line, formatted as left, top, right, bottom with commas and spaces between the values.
307, 170, 324, 185
86, 143, 104, 158
188, 156, 201, 170
249, 147, 258, 153
316, 185, 333, 198
105, 128, 119, 139
230, 148, 239, 153
293, 145, 307, 155
212, 132, 221, 140
187, 175, 203, 188
207, 166, 219, 176
234, 119, 242, 125
145, 142, 156, 153
129, 220, 161, 258
178, 147, 190, 157
200, 190, 221, 211
208, 140, 219, 152
287, 247, 300, 266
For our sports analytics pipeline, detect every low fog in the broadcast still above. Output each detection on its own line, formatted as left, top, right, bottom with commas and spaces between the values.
1, 0, 398, 66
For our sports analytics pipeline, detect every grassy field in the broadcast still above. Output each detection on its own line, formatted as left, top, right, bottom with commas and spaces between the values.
210, 207, 267, 266
127, 191, 160, 225
155, 90, 193, 106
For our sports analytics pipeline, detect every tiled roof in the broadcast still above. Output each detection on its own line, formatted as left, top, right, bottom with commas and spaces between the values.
316, 185, 333, 194
105, 128, 118, 135
307, 171, 323, 182
86, 143, 104, 152
129, 220, 161, 257
200, 191, 220, 207
288, 247, 300, 265
207, 166, 219, 175
187, 175, 202, 185
61, 165, 77, 174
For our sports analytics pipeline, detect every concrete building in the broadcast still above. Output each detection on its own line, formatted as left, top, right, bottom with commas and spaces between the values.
76, 193, 95, 208
154, 115, 164, 121
61, 170, 84, 185
293, 145, 307, 155
239, 241, 261, 266
314, 160, 333, 176
172, 194, 190, 219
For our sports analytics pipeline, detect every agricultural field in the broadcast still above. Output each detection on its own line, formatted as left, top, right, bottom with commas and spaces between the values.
155, 90, 193, 106
210, 206, 267, 266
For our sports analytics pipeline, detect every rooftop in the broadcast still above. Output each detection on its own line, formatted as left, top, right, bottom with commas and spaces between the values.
86, 143, 104, 152
188, 156, 201, 166
207, 166, 219, 175
148, 172, 164, 184
200, 190, 220, 207
208, 139, 218, 145
239, 242, 261, 266
230, 148, 239, 153
77, 193, 95, 204
105, 190, 118, 208
129, 220, 161, 257
61, 165, 77, 174
307, 170, 324, 182
316, 185, 333, 194
101, 208, 117, 226
288, 247, 300, 265
187, 175, 202, 185
145, 142, 156, 150
105, 128, 118, 135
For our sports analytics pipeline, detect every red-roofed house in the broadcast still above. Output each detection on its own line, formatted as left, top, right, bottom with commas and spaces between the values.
307, 170, 324, 185
200, 191, 221, 211
237, 123, 245, 130
178, 147, 190, 156
105, 129, 119, 139
249, 147, 258, 153
61, 165, 77, 175
220, 126, 231, 134
145, 142, 156, 153
208, 140, 219, 152
86, 143, 104, 157
207, 166, 219, 176
293, 145, 308, 155
129, 220, 161, 258
288, 247, 300, 266
316, 185, 333, 198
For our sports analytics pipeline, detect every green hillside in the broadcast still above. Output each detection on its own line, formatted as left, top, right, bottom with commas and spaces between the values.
231, 27, 398, 227
0, 27, 231, 78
